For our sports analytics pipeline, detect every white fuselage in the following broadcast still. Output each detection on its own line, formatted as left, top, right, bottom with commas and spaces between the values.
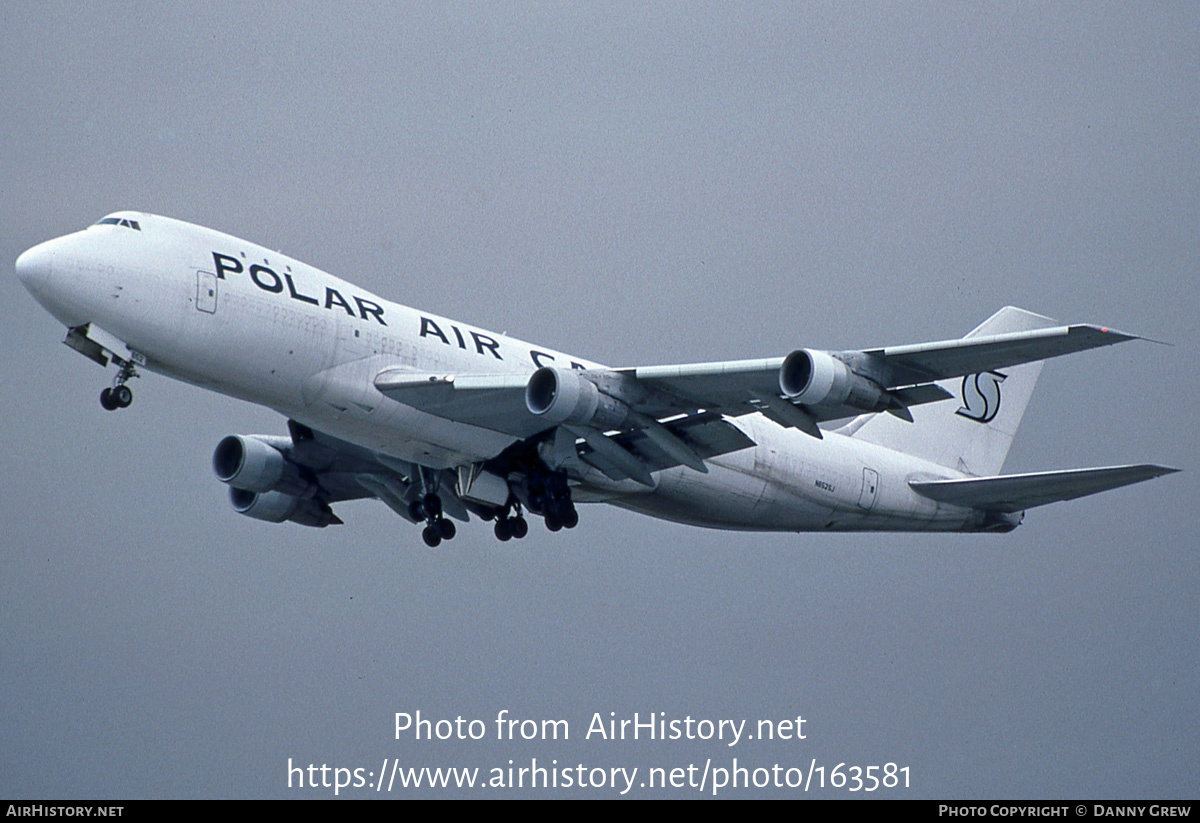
17, 213, 990, 533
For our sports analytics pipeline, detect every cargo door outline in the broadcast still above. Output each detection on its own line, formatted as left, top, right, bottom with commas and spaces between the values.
857, 467, 879, 510
196, 270, 217, 313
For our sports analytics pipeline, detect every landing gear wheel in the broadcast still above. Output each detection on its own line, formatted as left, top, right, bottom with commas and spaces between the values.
511, 516, 528, 539
561, 505, 579, 529
544, 512, 562, 532
437, 518, 456, 540
494, 518, 513, 542
422, 525, 442, 548
101, 358, 139, 411
408, 500, 426, 522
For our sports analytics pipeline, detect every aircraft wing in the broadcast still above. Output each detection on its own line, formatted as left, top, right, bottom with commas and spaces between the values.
375, 307, 1147, 482
909, 464, 1179, 513
623, 318, 1139, 406
374, 370, 756, 484
857, 321, 1143, 387
611, 309, 1140, 431
227, 421, 491, 525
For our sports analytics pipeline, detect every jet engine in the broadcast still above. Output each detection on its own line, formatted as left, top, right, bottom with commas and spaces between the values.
212, 434, 316, 498
228, 488, 340, 528
525, 367, 630, 430
779, 349, 890, 412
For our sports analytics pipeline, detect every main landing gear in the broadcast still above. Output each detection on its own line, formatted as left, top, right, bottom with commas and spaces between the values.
409, 493, 456, 548
493, 504, 529, 542
529, 474, 579, 533
493, 479, 578, 542
99, 360, 138, 411
401, 459, 581, 547
541, 498, 579, 532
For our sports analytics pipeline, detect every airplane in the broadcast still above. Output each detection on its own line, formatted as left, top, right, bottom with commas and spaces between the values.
15, 211, 1178, 547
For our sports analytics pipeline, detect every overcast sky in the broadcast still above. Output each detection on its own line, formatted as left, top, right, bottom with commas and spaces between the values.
1, 2, 1196, 799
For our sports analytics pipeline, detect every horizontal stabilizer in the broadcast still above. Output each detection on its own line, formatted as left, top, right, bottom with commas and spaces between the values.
910, 464, 1179, 513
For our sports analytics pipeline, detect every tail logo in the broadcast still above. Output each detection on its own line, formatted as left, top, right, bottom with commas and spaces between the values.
956, 371, 1006, 423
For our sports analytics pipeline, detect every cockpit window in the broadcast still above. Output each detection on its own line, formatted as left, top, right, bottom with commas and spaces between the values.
94, 216, 141, 230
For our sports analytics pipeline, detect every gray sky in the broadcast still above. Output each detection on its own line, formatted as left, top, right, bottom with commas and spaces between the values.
1, 2, 1196, 798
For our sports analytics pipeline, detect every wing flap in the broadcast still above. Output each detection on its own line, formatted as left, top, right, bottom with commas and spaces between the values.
910, 464, 1178, 513
617, 358, 784, 410
573, 413, 755, 482
374, 369, 545, 438
890, 383, 955, 406
620, 413, 756, 470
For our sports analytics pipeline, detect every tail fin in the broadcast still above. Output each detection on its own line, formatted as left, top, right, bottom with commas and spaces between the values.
851, 307, 1057, 476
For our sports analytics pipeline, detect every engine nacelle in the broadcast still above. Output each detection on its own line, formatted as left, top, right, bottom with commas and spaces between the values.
212, 435, 315, 498
525, 367, 630, 430
228, 488, 339, 528
779, 349, 889, 412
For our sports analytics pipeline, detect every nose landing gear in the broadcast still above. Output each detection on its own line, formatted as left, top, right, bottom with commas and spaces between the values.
100, 360, 138, 411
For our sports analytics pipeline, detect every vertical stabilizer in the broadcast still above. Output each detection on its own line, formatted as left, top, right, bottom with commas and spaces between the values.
852, 307, 1058, 477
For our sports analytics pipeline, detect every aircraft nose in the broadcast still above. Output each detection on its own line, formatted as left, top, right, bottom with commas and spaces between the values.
15, 239, 56, 297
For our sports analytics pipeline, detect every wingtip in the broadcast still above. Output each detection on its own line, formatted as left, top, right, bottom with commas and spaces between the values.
1083, 324, 1171, 346
1122, 464, 1181, 481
